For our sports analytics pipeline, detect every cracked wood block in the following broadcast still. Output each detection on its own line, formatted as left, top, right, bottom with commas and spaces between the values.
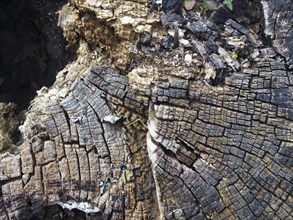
261, 0, 293, 69
0, 0, 293, 219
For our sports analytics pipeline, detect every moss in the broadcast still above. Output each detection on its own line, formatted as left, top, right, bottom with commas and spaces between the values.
0, 103, 19, 152
229, 50, 238, 59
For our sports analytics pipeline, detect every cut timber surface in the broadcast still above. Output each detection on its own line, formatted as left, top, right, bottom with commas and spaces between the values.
0, 0, 292, 219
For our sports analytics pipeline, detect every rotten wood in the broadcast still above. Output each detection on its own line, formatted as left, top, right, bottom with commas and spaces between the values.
0, 0, 292, 219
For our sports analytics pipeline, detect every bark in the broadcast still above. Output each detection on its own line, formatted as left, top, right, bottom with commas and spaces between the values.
0, 0, 292, 219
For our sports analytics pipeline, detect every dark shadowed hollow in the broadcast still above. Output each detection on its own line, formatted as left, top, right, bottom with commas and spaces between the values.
0, 0, 76, 110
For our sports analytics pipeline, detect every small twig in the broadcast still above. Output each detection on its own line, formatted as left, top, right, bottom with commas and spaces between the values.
126, 118, 148, 129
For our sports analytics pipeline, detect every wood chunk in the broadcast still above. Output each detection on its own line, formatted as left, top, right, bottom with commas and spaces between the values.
262, 0, 293, 68
20, 143, 34, 184
187, 18, 220, 40
42, 162, 61, 201
43, 140, 57, 164
0, 154, 21, 181
64, 144, 80, 199
76, 148, 90, 201
58, 156, 71, 196
225, 19, 258, 46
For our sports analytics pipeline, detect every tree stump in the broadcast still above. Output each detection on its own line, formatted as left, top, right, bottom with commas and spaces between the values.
0, 0, 292, 219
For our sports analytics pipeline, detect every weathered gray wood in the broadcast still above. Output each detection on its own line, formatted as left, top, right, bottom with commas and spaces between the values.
0, 0, 293, 219
262, 0, 293, 69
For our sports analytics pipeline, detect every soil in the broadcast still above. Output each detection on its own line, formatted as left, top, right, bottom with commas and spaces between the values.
0, 0, 76, 110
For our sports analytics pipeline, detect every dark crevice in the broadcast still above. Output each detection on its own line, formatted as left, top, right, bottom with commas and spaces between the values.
74, 149, 82, 200
151, 136, 200, 171
63, 141, 80, 145
0, 176, 22, 186
31, 204, 98, 220
62, 108, 72, 140
210, 69, 229, 87
0, 0, 76, 110
39, 165, 45, 196
176, 137, 201, 166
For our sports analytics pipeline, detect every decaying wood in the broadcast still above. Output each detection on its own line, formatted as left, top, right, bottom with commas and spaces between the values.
0, 0, 292, 219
